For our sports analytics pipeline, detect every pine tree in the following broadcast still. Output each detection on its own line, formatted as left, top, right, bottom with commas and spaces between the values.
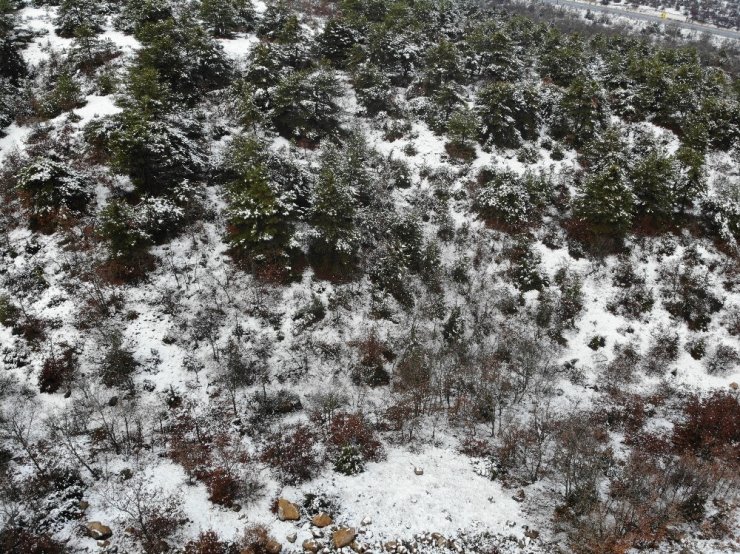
271, 68, 342, 142
555, 77, 606, 147
447, 106, 479, 150
109, 109, 205, 196
318, 18, 358, 68
574, 164, 635, 239
224, 137, 298, 274
476, 81, 540, 149
16, 153, 92, 228
200, 0, 255, 38
56, 0, 104, 39
309, 150, 359, 277
630, 149, 678, 225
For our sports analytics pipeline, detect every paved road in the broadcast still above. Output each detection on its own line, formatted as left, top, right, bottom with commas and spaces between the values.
532, 0, 740, 40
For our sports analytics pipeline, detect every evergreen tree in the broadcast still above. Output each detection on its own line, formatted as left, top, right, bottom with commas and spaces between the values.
109, 109, 205, 196
224, 137, 298, 273
446, 106, 479, 152
554, 78, 607, 147
200, 0, 255, 37
539, 32, 585, 87
116, 0, 173, 35
15, 153, 92, 228
271, 68, 342, 142
352, 63, 394, 116
318, 18, 359, 68
421, 38, 463, 93
135, 17, 231, 102
476, 81, 540, 149
467, 20, 521, 81
309, 150, 359, 277
630, 149, 678, 225
98, 200, 153, 262
56, 0, 104, 39
574, 164, 635, 239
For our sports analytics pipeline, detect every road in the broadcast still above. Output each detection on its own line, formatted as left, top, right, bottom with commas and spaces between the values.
532, 0, 740, 40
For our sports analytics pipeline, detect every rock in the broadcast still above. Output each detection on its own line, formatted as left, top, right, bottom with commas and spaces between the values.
414, 467, 424, 476
265, 539, 282, 554
78, 500, 89, 511
303, 540, 319, 553
333, 528, 357, 549
311, 528, 324, 539
512, 489, 525, 502
312, 513, 333, 528
286, 532, 297, 544
85, 522, 112, 540
524, 529, 540, 540
97, 540, 109, 548
730, 382, 738, 390
278, 498, 300, 521
232, 504, 241, 512
431, 533, 446, 548
350, 541, 366, 553
384, 541, 398, 552
361, 516, 372, 526
108, 396, 118, 407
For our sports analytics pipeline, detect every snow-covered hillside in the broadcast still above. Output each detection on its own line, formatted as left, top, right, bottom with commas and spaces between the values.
0, 2, 738, 554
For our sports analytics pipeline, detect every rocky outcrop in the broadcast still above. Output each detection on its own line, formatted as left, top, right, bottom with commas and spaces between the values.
277, 498, 300, 521
311, 512, 333, 528
333, 528, 357, 549
85, 522, 112, 540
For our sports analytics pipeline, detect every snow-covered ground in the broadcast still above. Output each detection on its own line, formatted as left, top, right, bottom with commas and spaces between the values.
1, 4, 739, 554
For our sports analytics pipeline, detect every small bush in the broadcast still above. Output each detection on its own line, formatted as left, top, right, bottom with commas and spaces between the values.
0, 295, 20, 327
204, 468, 240, 507
704, 344, 740, 376
39, 346, 78, 393
672, 391, 740, 463
327, 412, 384, 465
100, 333, 138, 387
184, 530, 231, 554
333, 445, 365, 475
238, 525, 277, 554
260, 424, 323, 485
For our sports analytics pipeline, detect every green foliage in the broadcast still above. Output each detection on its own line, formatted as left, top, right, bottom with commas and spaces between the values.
224, 137, 298, 272
270, 68, 342, 142
100, 332, 139, 387
476, 82, 540, 149
56, 0, 103, 38
16, 153, 92, 227
334, 445, 365, 475
116, 0, 173, 35
200, 0, 255, 37
0, 294, 19, 327
467, 20, 520, 81
135, 17, 231, 102
573, 164, 635, 239
318, 18, 359, 67
421, 38, 463, 93
309, 149, 359, 277
108, 109, 205, 195
446, 106, 478, 149
539, 32, 585, 87
98, 200, 153, 261
38, 70, 83, 119
629, 148, 679, 225
506, 240, 549, 293
352, 63, 394, 116
475, 169, 549, 229
553, 78, 607, 147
